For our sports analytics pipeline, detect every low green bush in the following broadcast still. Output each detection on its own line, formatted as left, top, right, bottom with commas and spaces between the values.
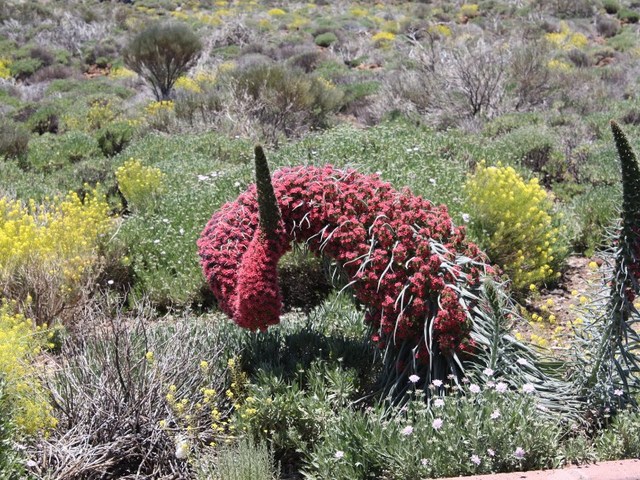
0, 120, 29, 160
314, 32, 338, 47
97, 121, 135, 157
26, 131, 101, 172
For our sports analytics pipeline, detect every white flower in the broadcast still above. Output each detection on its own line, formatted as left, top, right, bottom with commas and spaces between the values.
153, 239, 160, 244
495, 382, 508, 393
234, 181, 241, 187
421, 458, 429, 466
107, 279, 114, 285
462, 213, 470, 223
469, 384, 481, 394
613, 389, 624, 397
516, 358, 528, 366
483, 368, 494, 377
514, 447, 525, 459
401, 425, 414, 436
335, 450, 345, 459
434, 398, 445, 407
197, 174, 209, 181
470, 454, 481, 466
432, 379, 443, 387
432, 418, 443, 430
179, 227, 185, 235
175, 441, 189, 459
408, 374, 420, 384
487, 448, 495, 457
429, 178, 437, 185
490, 409, 501, 420
522, 383, 535, 394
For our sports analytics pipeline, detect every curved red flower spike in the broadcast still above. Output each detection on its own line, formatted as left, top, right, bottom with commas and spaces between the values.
198, 160, 491, 361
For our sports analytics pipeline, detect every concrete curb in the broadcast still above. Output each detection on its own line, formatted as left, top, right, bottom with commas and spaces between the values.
438, 459, 640, 480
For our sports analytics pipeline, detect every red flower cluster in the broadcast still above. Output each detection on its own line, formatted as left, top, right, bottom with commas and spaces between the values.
198, 165, 491, 359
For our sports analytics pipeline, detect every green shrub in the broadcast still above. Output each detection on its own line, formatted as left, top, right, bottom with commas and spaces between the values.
0, 120, 29, 160
231, 64, 344, 139
618, 8, 640, 23
464, 161, 567, 292
123, 22, 202, 101
27, 131, 101, 172
27, 104, 60, 135
306, 385, 562, 479
197, 439, 280, 480
9, 57, 42, 80
97, 121, 135, 157
314, 32, 338, 47
603, 0, 620, 14
595, 407, 640, 460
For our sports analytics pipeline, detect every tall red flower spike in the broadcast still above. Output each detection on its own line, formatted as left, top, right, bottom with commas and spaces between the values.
198, 152, 492, 361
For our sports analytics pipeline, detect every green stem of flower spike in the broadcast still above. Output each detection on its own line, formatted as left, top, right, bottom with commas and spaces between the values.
254, 145, 281, 241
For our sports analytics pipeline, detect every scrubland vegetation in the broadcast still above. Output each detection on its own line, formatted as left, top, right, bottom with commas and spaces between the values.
3, 0, 640, 478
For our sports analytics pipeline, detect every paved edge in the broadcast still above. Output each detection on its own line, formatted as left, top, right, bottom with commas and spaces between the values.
437, 459, 640, 480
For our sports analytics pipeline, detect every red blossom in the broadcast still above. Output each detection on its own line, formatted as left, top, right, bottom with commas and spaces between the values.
198, 165, 491, 362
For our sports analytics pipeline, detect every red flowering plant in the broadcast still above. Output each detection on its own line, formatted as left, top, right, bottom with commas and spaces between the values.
198, 147, 493, 387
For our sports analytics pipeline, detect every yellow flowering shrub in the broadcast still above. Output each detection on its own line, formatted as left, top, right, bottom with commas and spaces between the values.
116, 159, 165, 212
0, 190, 113, 324
175, 75, 202, 93
465, 161, 566, 292
429, 24, 452, 38
545, 22, 588, 50
0, 302, 57, 435
267, 8, 286, 16
145, 100, 174, 117
372, 31, 396, 46
0, 59, 11, 79
109, 66, 137, 79
547, 59, 572, 71
460, 4, 480, 18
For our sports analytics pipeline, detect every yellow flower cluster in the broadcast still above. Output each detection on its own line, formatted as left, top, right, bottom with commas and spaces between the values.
465, 161, 565, 291
0, 302, 57, 435
109, 67, 137, 80
545, 22, 588, 50
174, 75, 202, 93
372, 31, 396, 46
87, 100, 117, 131
267, 8, 286, 16
0, 190, 112, 303
115, 159, 165, 212
547, 59, 572, 71
460, 4, 480, 18
428, 24, 453, 38
0, 58, 11, 79
145, 100, 174, 117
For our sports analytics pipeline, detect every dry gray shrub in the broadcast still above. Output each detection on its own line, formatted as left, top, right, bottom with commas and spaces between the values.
28, 305, 241, 479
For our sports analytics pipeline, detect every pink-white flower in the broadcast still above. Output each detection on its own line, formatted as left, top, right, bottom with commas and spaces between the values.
401, 425, 414, 436
434, 398, 445, 407
483, 368, 494, 377
614, 389, 624, 397
495, 382, 508, 393
432, 379, 443, 387
335, 450, 345, 459
490, 409, 501, 420
523, 383, 535, 394
514, 447, 525, 459
432, 418, 443, 430
470, 454, 481, 466
487, 448, 495, 457
421, 458, 429, 466
469, 383, 481, 394
516, 358, 528, 365
409, 374, 420, 384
